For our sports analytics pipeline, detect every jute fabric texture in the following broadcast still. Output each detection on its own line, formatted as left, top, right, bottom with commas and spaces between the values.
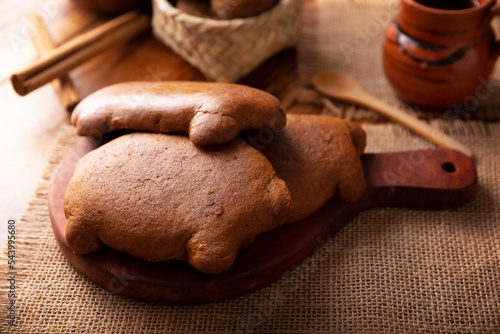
1, 121, 499, 333
298, 0, 500, 121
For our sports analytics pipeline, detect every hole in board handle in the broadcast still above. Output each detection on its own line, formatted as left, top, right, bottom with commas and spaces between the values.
441, 162, 456, 173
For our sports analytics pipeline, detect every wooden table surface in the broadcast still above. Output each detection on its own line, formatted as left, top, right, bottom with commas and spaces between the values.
0, 0, 312, 244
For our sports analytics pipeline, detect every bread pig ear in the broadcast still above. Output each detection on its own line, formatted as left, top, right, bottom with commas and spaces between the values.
189, 111, 241, 146
266, 176, 293, 224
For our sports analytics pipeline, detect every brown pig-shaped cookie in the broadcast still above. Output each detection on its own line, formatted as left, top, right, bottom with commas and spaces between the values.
64, 133, 292, 274
245, 114, 367, 223
177, 0, 215, 17
211, 0, 278, 19
71, 81, 286, 146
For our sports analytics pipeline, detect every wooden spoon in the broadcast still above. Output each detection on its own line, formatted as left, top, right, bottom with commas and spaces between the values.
313, 71, 473, 158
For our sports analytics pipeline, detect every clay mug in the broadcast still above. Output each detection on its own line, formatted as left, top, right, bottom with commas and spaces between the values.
383, 0, 500, 109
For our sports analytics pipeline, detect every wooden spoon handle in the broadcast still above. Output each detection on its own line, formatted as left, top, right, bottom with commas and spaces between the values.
360, 92, 473, 158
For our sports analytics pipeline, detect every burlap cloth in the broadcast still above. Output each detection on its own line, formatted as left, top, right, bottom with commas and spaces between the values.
297, 0, 500, 121
1, 119, 499, 333
2, 0, 500, 332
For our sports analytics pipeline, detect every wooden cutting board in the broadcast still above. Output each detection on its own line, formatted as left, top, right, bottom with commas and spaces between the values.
48, 137, 477, 305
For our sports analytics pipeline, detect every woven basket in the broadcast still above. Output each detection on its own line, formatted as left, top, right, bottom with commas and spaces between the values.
152, 0, 303, 82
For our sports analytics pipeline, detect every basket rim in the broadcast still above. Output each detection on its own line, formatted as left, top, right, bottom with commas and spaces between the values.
153, 0, 298, 27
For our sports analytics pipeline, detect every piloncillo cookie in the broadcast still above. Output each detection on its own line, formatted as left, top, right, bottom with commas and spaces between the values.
177, 0, 215, 18
71, 81, 286, 146
245, 114, 367, 223
211, 0, 278, 19
64, 132, 292, 274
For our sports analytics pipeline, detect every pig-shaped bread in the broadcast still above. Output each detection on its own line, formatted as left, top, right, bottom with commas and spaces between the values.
246, 114, 367, 223
64, 132, 292, 274
71, 81, 286, 146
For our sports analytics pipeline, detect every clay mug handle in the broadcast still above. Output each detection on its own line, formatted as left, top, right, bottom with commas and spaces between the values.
485, 1, 500, 59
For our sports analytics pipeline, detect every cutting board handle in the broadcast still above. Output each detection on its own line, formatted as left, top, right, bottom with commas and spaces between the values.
362, 148, 477, 210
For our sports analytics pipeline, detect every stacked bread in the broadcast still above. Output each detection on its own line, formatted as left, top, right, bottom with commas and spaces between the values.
65, 82, 367, 274
176, 0, 279, 19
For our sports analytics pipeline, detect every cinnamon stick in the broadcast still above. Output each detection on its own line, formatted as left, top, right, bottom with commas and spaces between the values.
11, 10, 150, 96
29, 13, 81, 111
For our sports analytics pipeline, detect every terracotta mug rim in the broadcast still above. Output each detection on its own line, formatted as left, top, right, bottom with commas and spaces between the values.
404, 0, 495, 14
